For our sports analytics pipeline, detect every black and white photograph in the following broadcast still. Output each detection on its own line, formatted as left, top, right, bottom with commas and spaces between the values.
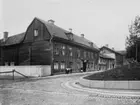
0, 0, 140, 104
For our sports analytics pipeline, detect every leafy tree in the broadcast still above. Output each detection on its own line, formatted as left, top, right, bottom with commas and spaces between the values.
126, 15, 140, 62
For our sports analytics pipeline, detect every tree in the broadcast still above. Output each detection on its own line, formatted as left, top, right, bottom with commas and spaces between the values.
126, 15, 140, 62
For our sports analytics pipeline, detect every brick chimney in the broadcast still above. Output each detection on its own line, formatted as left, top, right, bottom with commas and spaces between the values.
105, 44, 109, 47
81, 34, 84, 38
3, 31, 8, 42
112, 47, 114, 50
69, 28, 72, 33
48, 19, 55, 25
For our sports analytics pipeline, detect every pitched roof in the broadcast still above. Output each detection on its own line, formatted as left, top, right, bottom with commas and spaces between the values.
117, 50, 126, 55
100, 46, 122, 55
1, 32, 25, 46
36, 17, 99, 51
99, 54, 115, 60
0, 17, 99, 51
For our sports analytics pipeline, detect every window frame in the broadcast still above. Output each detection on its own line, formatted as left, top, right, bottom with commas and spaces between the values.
60, 61, 65, 70
61, 45, 66, 56
77, 49, 80, 58
54, 61, 59, 70
34, 29, 39, 37
68, 46, 73, 57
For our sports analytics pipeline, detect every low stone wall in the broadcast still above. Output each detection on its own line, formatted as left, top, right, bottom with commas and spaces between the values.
0, 65, 51, 77
79, 77, 140, 90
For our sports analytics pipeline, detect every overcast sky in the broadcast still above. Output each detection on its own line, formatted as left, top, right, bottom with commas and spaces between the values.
1, 0, 140, 50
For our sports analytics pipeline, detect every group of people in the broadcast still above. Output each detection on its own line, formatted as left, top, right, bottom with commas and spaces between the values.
65, 67, 86, 74
65, 68, 72, 74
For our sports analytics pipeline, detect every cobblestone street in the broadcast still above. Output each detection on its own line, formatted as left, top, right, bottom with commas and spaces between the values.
0, 73, 139, 105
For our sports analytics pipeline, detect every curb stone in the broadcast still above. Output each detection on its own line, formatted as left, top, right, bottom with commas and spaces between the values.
63, 81, 140, 99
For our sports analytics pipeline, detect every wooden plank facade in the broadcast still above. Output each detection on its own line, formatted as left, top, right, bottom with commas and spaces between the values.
0, 17, 99, 75
98, 54, 115, 70
100, 46, 124, 68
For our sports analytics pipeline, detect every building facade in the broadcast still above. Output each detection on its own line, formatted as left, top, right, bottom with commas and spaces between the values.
0, 17, 99, 75
100, 46, 124, 68
98, 54, 115, 70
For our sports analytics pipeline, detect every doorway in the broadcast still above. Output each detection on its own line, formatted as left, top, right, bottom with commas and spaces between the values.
83, 60, 87, 72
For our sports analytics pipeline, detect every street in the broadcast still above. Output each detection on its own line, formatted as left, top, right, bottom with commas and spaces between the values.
0, 73, 139, 105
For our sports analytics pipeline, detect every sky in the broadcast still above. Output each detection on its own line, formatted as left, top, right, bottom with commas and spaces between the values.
1, 0, 140, 50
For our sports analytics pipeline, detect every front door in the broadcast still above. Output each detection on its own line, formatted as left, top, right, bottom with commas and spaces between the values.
83, 61, 87, 72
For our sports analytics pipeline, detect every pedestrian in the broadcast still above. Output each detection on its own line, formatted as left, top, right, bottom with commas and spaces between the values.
65, 68, 69, 74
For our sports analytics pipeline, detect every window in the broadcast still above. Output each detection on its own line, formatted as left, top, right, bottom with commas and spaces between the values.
62, 45, 65, 49
91, 62, 93, 68
54, 62, 59, 70
77, 49, 80, 58
68, 47, 72, 56
34, 29, 38, 37
61, 45, 65, 56
87, 63, 90, 68
60, 62, 65, 69
10, 62, 15, 66
87, 52, 88, 58
95, 53, 98, 58
92, 53, 94, 59
5, 62, 9, 66
88, 52, 90, 58
69, 62, 73, 68
91, 52, 93, 59
84, 51, 86, 58
54, 43, 60, 55
65, 32, 73, 40
54, 48, 59, 55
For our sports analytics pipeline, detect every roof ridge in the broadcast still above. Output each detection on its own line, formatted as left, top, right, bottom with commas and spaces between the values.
7, 32, 25, 38
101, 46, 123, 55
1, 32, 25, 46
36, 17, 99, 50
100, 53, 115, 59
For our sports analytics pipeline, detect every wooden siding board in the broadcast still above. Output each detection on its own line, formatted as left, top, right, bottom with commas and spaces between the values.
2, 45, 19, 65
31, 41, 52, 65
24, 18, 51, 43
52, 40, 99, 73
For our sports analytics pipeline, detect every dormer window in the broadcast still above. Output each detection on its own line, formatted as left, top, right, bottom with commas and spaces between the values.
34, 29, 38, 37
65, 32, 73, 40
89, 42, 93, 47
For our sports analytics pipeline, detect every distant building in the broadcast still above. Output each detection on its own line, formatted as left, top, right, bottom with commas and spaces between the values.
0, 17, 99, 75
98, 54, 115, 70
100, 46, 125, 68
117, 50, 127, 65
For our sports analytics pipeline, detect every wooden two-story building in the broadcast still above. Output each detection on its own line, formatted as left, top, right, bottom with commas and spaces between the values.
0, 17, 99, 75
100, 46, 124, 68
98, 54, 115, 71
